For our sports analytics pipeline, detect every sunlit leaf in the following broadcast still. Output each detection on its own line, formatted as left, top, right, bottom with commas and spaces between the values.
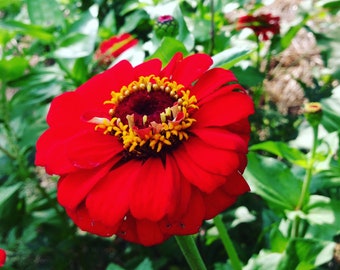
304, 195, 340, 229
0, 20, 55, 42
26, 0, 65, 28
0, 57, 29, 82
244, 152, 303, 212
212, 47, 253, 69
277, 238, 335, 270
0, 183, 22, 206
54, 5, 99, 58
148, 37, 188, 65
250, 141, 308, 168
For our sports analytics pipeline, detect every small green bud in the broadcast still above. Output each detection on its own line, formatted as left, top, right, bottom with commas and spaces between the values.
154, 15, 179, 39
304, 102, 322, 127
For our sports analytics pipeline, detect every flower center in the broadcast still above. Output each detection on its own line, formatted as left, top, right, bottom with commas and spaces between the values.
90, 75, 198, 159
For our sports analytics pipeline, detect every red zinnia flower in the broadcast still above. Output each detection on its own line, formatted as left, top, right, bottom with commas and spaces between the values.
236, 14, 280, 41
0, 249, 6, 267
94, 33, 138, 65
35, 53, 254, 246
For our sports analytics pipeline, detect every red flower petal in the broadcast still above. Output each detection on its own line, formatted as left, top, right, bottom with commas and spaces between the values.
0, 249, 6, 267
130, 158, 177, 221
35, 127, 80, 175
166, 155, 192, 219
191, 68, 237, 100
171, 54, 213, 87
136, 219, 169, 246
78, 60, 134, 100
66, 204, 118, 237
172, 147, 226, 193
133, 58, 162, 78
182, 137, 241, 177
203, 172, 250, 219
191, 127, 248, 153
85, 160, 140, 226
194, 91, 254, 128
67, 131, 122, 169
223, 171, 250, 196
159, 52, 183, 78
160, 188, 205, 235
47, 61, 134, 127
203, 188, 237, 220
57, 161, 116, 210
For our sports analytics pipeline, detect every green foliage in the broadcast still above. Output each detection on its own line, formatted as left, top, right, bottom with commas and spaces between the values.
0, 0, 339, 269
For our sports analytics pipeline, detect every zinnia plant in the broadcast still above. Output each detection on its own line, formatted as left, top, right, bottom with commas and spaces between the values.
35, 52, 254, 247
236, 13, 280, 41
94, 33, 138, 65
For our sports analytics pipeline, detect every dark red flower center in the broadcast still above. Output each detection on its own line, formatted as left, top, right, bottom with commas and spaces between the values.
89, 75, 198, 158
114, 90, 174, 128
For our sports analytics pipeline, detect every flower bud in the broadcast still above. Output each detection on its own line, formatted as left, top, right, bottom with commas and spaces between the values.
154, 15, 179, 39
304, 102, 322, 127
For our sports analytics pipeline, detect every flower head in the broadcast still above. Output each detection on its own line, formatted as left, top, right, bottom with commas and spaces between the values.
304, 102, 322, 127
35, 53, 254, 246
0, 249, 6, 267
236, 13, 280, 41
154, 15, 179, 39
94, 33, 138, 65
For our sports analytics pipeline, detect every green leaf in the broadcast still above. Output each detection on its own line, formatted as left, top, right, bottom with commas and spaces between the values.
0, 56, 29, 82
135, 258, 153, 270
148, 37, 188, 65
26, 0, 65, 28
271, 13, 310, 54
0, 20, 54, 42
105, 263, 125, 270
54, 6, 99, 58
250, 141, 308, 168
269, 225, 289, 253
244, 152, 302, 212
321, 85, 340, 132
0, 183, 22, 206
277, 238, 336, 270
230, 66, 265, 87
0, 0, 20, 8
304, 195, 340, 229
244, 250, 282, 270
212, 47, 253, 69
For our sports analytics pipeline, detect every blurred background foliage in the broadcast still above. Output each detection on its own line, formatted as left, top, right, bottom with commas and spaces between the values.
0, 0, 340, 269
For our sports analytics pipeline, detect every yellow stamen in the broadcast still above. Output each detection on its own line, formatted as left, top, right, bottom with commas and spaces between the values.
92, 75, 198, 157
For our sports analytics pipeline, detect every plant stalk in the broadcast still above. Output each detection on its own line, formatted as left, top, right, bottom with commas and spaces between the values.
296, 125, 318, 211
213, 215, 243, 270
175, 235, 207, 270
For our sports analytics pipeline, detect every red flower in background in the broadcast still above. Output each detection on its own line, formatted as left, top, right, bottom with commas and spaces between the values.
94, 33, 138, 65
0, 249, 6, 267
236, 14, 280, 40
35, 53, 254, 246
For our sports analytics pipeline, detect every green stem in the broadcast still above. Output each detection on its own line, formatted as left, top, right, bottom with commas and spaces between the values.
209, 0, 215, 55
255, 35, 261, 70
213, 215, 243, 270
175, 235, 207, 270
295, 125, 318, 211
